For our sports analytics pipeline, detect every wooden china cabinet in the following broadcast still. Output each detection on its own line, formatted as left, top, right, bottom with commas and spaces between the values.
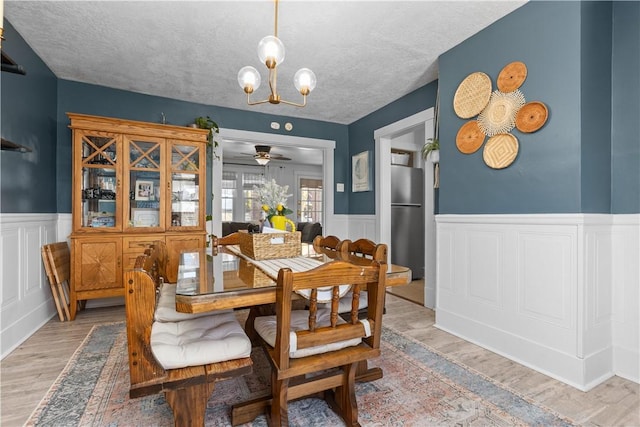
68, 113, 209, 320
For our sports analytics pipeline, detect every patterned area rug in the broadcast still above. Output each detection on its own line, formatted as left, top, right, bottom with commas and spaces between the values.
27, 322, 576, 426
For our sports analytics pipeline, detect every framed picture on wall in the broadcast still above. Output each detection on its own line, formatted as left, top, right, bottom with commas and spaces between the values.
352, 151, 371, 192
135, 180, 154, 201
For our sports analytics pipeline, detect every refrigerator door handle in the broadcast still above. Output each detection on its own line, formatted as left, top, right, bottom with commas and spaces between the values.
391, 203, 422, 207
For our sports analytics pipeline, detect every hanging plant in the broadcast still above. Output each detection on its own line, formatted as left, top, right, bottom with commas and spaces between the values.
421, 138, 440, 161
422, 88, 440, 162
194, 116, 219, 148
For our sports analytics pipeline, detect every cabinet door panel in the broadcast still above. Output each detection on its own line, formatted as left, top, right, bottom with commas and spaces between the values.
124, 136, 165, 232
74, 132, 122, 231
74, 239, 122, 291
122, 235, 166, 270
168, 141, 205, 231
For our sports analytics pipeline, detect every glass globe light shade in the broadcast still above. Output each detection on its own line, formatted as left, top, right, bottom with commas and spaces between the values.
237, 66, 261, 92
255, 157, 270, 165
294, 68, 317, 94
257, 36, 285, 67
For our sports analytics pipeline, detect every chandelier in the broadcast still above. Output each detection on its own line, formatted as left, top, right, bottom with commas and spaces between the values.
237, 0, 316, 107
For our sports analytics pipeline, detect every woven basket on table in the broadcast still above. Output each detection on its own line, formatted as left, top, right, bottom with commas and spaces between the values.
238, 231, 301, 260
238, 258, 274, 288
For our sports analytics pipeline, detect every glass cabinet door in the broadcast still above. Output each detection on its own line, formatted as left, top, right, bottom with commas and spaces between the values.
125, 136, 164, 231
79, 133, 120, 229
169, 142, 204, 230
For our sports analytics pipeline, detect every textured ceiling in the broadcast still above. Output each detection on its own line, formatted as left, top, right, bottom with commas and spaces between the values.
6, 0, 527, 127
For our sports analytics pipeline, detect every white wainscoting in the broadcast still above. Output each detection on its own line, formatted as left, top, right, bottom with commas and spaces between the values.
327, 215, 377, 242
435, 214, 639, 390
1, 213, 124, 360
1, 214, 59, 359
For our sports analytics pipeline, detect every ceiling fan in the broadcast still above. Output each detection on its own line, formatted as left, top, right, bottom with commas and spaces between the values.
251, 145, 291, 165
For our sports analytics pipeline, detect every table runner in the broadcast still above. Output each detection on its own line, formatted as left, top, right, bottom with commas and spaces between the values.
225, 245, 323, 279
224, 245, 351, 301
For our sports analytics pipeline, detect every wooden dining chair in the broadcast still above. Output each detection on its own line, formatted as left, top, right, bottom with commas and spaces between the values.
41, 242, 73, 321
340, 238, 388, 264
217, 231, 244, 246
312, 234, 349, 259
253, 257, 386, 426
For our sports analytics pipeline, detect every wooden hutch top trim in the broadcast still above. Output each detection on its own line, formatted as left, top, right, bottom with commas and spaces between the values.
67, 112, 210, 143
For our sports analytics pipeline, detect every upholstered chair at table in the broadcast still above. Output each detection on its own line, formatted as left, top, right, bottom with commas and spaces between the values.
253, 258, 387, 426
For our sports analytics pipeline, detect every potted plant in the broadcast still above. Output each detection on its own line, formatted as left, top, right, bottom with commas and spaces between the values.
421, 137, 439, 163
194, 116, 219, 148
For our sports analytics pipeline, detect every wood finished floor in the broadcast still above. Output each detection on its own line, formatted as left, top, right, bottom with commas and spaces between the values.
1, 296, 638, 426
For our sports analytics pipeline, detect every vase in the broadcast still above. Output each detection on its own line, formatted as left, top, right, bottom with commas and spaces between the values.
270, 216, 296, 232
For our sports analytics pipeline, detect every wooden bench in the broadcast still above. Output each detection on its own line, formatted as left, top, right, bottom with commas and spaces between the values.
123, 241, 252, 426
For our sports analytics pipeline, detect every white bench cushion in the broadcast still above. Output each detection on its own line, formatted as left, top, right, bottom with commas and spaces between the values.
155, 283, 231, 322
254, 308, 362, 359
151, 311, 251, 370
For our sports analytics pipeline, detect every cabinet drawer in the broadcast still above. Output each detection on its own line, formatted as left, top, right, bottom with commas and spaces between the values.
122, 236, 165, 254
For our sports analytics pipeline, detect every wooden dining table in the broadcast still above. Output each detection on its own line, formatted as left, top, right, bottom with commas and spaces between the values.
173, 243, 412, 314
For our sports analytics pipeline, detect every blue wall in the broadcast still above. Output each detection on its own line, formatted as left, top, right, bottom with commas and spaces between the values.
439, 1, 584, 214
438, 1, 639, 215
611, 1, 640, 214
580, 1, 612, 213
55, 81, 349, 214
347, 83, 438, 214
3, 1, 638, 216
1, 21, 58, 213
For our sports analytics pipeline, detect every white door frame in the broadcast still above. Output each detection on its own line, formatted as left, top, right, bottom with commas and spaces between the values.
374, 108, 436, 308
213, 128, 335, 238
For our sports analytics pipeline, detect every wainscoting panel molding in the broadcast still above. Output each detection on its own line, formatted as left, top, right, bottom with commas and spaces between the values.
435, 214, 639, 391
1, 214, 59, 359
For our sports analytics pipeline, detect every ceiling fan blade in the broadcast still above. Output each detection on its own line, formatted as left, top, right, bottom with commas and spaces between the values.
270, 154, 291, 161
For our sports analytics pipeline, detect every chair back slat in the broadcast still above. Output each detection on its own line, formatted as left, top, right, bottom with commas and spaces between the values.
313, 235, 350, 259
273, 259, 385, 370
340, 238, 387, 264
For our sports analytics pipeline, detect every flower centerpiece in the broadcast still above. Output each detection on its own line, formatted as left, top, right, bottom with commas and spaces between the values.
254, 179, 293, 224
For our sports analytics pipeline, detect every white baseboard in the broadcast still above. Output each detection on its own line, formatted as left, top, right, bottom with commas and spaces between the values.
435, 309, 614, 391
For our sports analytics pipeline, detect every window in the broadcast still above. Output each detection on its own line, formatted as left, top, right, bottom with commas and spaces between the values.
220, 171, 236, 221
299, 178, 322, 223
242, 172, 265, 221
221, 168, 266, 222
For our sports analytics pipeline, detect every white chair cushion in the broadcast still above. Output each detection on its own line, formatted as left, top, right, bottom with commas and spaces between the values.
154, 282, 231, 322
254, 308, 362, 359
151, 311, 251, 370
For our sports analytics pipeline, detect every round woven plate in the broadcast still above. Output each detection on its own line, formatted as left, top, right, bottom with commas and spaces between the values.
456, 120, 485, 154
483, 133, 519, 169
497, 61, 527, 92
453, 72, 492, 119
477, 90, 526, 137
516, 101, 548, 133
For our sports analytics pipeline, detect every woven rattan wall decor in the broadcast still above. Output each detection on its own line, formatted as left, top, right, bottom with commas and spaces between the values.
452, 61, 549, 169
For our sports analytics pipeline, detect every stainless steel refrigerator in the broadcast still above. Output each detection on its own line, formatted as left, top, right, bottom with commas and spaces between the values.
391, 165, 424, 279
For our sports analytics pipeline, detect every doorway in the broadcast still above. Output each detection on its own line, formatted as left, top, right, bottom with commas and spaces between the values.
212, 129, 336, 238
374, 108, 436, 308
